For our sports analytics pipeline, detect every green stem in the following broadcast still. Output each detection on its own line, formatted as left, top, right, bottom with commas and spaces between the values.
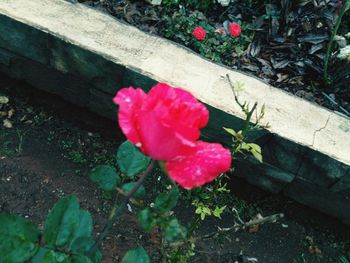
188, 217, 201, 235
323, 0, 350, 84
88, 160, 155, 256
241, 102, 257, 137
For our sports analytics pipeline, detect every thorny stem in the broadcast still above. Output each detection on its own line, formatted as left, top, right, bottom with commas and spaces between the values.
88, 160, 155, 256
226, 74, 248, 115
226, 74, 258, 137
323, 0, 350, 84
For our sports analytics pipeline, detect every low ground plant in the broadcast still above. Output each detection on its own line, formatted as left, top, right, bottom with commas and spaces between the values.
163, 8, 253, 63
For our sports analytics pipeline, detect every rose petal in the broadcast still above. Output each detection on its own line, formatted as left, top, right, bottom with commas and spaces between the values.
229, 22, 241, 37
166, 141, 231, 189
172, 87, 209, 129
113, 87, 146, 145
137, 104, 196, 160
147, 83, 209, 141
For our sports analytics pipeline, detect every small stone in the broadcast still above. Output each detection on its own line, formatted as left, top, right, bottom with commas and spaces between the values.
316, 22, 323, 28
127, 203, 132, 212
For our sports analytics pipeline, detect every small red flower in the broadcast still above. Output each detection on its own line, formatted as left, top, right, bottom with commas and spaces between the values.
192, 26, 206, 41
229, 22, 241, 37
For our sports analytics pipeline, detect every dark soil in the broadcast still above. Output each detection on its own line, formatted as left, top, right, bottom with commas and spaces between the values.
0, 76, 349, 262
80, 0, 350, 117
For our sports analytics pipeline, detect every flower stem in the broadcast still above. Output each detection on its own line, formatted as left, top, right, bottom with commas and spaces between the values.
88, 160, 155, 256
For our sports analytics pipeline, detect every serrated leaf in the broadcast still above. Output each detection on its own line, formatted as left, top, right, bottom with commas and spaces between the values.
121, 246, 150, 263
241, 143, 263, 162
122, 182, 146, 198
44, 195, 80, 247
165, 218, 187, 242
117, 141, 150, 177
154, 187, 179, 213
0, 213, 40, 263
32, 248, 70, 263
138, 208, 157, 232
213, 205, 226, 219
89, 165, 120, 191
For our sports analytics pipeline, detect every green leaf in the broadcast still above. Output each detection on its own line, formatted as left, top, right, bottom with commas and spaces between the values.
338, 255, 350, 263
224, 127, 243, 141
69, 210, 93, 253
138, 208, 157, 232
92, 250, 102, 263
154, 187, 179, 213
223, 127, 237, 137
72, 254, 93, 263
70, 237, 94, 255
89, 165, 120, 191
0, 213, 40, 263
117, 141, 150, 177
44, 195, 80, 247
194, 204, 211, 220
32, 248, 70, 263
122, 182, 146, 198
165, 218, 187, 242
213, 205, 226, 219
241, 143, 263, 162
121, 246, 150, 263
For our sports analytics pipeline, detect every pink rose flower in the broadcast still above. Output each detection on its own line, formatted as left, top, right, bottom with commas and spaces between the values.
192, 26, 207, 41
113, 83, 231, 189
229, 22, 241, 37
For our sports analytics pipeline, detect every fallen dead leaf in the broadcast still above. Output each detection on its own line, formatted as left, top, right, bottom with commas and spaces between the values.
3, 119, 13, 128
0, 96, 9, 104
308, 245, 322, 258
7, 109, 15, 119
248, 213, 264, 233
43, 177, 50, 184
248, 224, 259, 233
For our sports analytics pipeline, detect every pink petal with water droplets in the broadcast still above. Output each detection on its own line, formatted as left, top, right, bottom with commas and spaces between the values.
113, 87, 146, 145
166, 141, 231, 189
137, 104, 196, 160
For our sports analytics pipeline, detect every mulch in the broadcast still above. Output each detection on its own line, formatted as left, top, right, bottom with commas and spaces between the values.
81, 0, 350, 116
